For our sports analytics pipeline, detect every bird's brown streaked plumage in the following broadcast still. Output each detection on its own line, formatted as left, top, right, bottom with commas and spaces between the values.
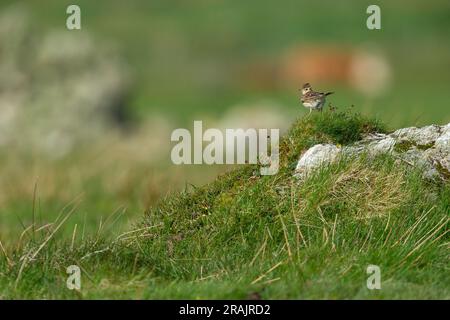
300, 83, 334, 114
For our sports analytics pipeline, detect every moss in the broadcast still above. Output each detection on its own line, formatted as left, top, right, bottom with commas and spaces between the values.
416, 142, 435, 151
435, 161, 450, 180
394, 140, 435, 153
394, 141, 415, 153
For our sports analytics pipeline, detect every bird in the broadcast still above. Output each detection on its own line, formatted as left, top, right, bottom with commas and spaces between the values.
300, 83, 334, 114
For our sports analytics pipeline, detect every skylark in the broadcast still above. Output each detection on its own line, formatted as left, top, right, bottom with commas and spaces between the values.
300, 83, 334, 114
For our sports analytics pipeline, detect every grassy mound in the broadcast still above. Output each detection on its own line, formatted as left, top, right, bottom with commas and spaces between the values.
1, 111, 448, 299
128, 110, 448, 298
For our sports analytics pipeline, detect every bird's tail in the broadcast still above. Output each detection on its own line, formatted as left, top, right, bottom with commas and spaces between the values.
325, 92, 334, 96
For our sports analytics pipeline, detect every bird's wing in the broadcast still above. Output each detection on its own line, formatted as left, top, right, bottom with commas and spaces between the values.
304, 91, 324, 99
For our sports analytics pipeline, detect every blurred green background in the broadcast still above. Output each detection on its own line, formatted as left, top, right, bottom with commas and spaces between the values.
4, 0, 449, 125
0, 0, 449, 241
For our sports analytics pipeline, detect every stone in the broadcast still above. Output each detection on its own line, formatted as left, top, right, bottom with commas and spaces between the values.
294, 144, 341, 178
294, 122, 450, 181
390, 125, 441, 147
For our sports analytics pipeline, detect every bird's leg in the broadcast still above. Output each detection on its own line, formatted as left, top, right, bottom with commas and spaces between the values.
309, 108, 312, 115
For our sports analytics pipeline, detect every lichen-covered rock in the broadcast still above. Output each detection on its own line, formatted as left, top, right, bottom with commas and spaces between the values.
294, 123, 450, 181
294, 144, 341, 178
343, 133, 396, 157
390, 125, 441, 148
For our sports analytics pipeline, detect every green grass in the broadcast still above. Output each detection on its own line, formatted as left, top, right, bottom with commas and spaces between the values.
1, 111, 448, 299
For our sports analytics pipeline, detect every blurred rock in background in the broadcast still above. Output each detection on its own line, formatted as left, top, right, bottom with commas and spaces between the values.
0, 5, 130, 158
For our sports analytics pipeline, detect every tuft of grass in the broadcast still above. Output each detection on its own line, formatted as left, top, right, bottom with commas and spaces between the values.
279, 109, 386, 167
320, 156, 411, 219
312, 109, 386, 145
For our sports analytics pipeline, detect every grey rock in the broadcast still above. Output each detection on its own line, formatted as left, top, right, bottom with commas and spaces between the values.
294, 122, 450, 181
294, 144, 341, 178
343, 133, 396, 157
390, 125, 441, 147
